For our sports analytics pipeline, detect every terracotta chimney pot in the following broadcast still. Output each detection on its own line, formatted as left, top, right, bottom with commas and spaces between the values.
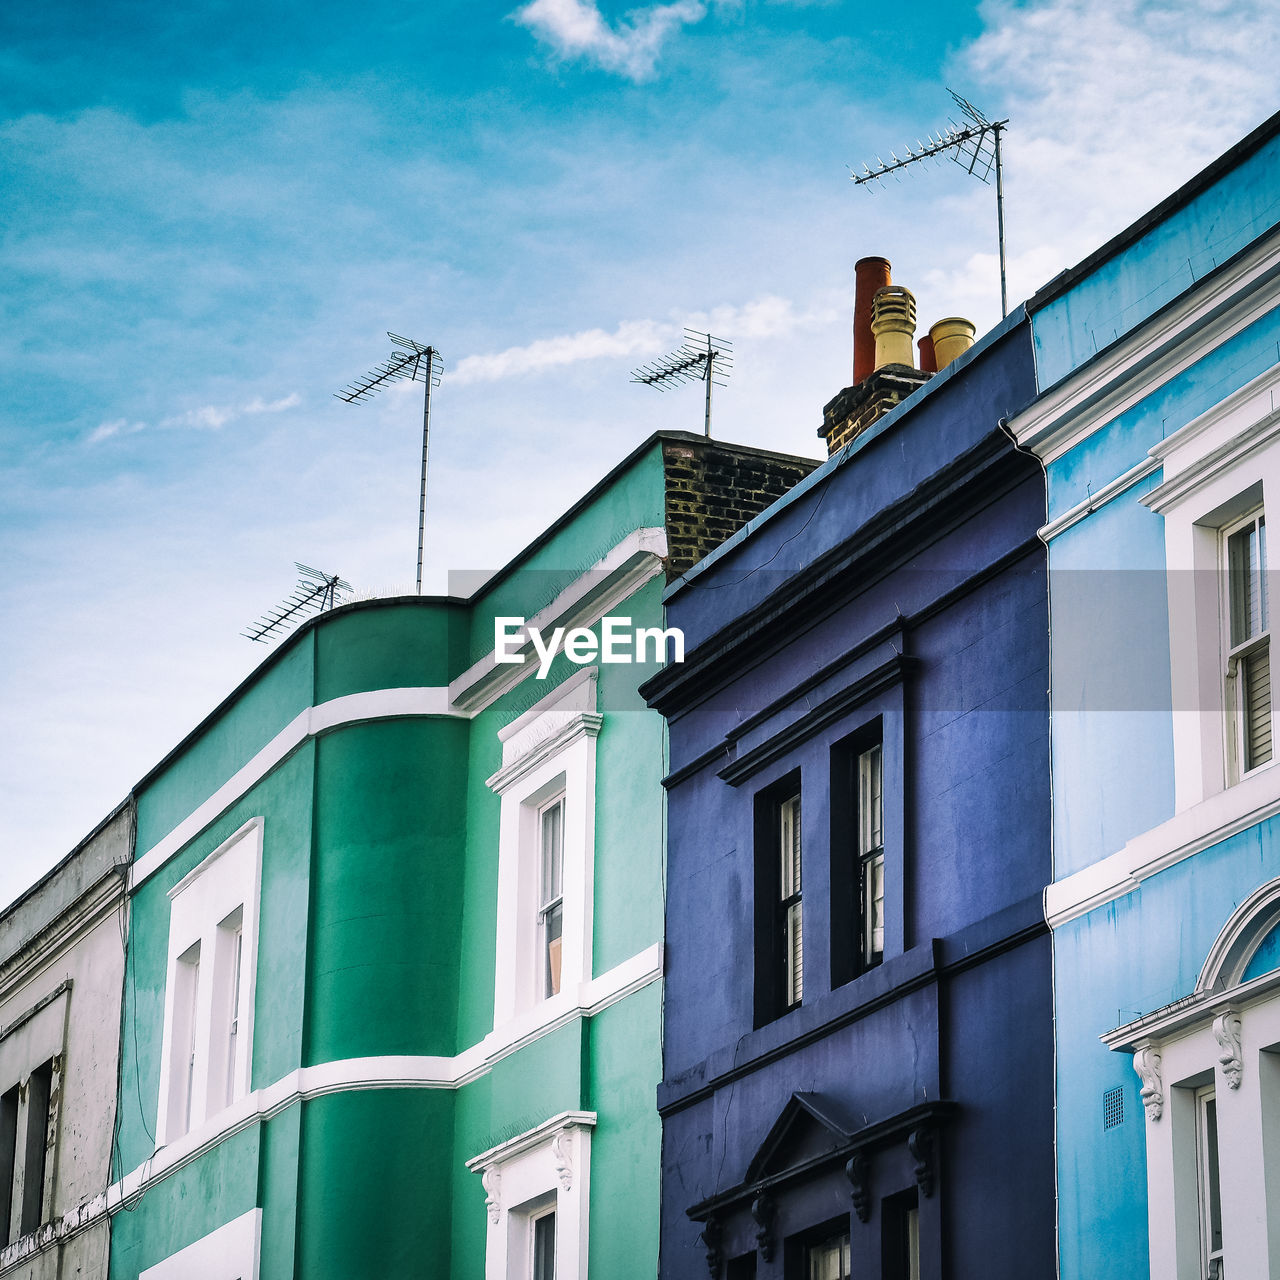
853, 257, 892, 384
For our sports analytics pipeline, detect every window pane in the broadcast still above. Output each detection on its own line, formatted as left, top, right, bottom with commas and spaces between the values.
785, 901, 803, 1006
226, 928, 244, 1109
19, 1062, 52, 1236
858, 743, 883, 855
780, 797, 801, 897
1229, 519, 1265, 646
0, 1086, 17, 1248
808, 1234, 851, 1280
863, 852, 885, 966
541, 801, 564, 906
1199, 1091, 1224, 1278
1244, 642, 1273, 770
545, 903, 563, 998
533, 1210, 556, 1280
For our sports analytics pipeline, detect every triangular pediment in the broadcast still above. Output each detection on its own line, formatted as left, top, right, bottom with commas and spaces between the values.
745, 1092, 856, 1184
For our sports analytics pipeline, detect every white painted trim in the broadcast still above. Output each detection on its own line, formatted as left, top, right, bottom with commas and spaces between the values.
131, 687, 463, 888
448, 527, 668, 716
465, 1110, 598, 1172
498, 668, 598, 745
465, 1113, 596, 1280
1197, 876, 1280, 993
105, 943, 662, 1210
1009, 229, 1280, 464
1038, 455, 1162, 542
1044, 761, 1280, 927
486, 713, 603, 795
139, 1208, 261, 1280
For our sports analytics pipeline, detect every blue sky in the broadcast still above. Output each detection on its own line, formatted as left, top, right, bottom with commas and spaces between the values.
3, 0, 1279, 906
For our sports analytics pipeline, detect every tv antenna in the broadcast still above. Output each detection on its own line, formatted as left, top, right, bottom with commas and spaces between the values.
336, 332, 444, 594
851, 89, 1010, 317
631, 329, 733, 437
244, 563, 353, 644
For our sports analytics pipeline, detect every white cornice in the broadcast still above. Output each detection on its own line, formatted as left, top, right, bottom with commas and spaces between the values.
1141, 364, 1280, 514
485, 713, 603, 795
465, 1110, 597, 1172
1102, 967, 1280, 1052
1009, 229, 1280, 465
131, 687, 462, 888
1045, 759, 1280, 927
1038, 455, 1162, 542
449, 527, 668, 716
103, 941, 661, 1208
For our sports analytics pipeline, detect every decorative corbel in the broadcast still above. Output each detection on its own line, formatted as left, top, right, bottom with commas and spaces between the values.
481, 1166, 501, 1225
907, 1127, 935, 1198
702, 1217, 723, 1280
1133, 1046, 1164, 1120
1213, 1013, 1243, 1090
845, 1151, 871, 1222
552, 1129, 575, 1190
750, 1194, 776, 1261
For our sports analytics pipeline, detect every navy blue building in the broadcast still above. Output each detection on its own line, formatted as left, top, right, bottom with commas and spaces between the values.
643, 281, 1054, 1279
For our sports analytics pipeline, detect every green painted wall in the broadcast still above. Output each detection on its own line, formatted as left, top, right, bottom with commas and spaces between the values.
111, 1126, 261, 1279
296, 1089, 455, 1278
306, 717, 469, 1063
117, 456, 671, 1278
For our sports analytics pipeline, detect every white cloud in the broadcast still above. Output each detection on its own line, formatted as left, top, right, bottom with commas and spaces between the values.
451, 318, 668, 384
86, 418, 145, 444
87, 392, 303, 442
513, 0, 707, 80
686, 294, 839, 339
243, 392, 302, 414
449, 296, 834, 385
948, 0, 1280, 306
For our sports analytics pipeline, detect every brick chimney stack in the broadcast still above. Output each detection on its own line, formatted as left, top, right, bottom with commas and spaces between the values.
819, 257, 976, 458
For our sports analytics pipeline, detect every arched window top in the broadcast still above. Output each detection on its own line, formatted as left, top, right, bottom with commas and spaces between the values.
1197, 877, 1280, 993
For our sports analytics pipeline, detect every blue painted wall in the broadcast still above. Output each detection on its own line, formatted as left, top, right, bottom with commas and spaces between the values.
1032, 128, 1280, 390
649, 321, 1055, 1278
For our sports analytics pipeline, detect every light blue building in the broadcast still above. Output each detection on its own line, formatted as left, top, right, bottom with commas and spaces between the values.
1010, 109, 1280, 1279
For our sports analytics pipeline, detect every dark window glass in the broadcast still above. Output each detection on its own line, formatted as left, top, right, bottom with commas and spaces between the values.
533, 1209, 556, 1280
20, 1061, 52, 1236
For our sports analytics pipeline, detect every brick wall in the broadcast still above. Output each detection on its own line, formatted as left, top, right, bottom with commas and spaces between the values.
661, 439, 818, 579
818, 364, 931, 455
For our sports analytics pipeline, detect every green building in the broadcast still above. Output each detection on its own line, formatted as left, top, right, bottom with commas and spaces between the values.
107, 431, 814, 1280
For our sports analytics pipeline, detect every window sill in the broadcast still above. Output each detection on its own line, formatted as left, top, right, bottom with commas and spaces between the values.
1046, 758, 1280, 927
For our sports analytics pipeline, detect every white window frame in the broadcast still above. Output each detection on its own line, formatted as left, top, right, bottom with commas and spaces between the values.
156, 819, 262, 1146
779, 793, 802, 1010
139, 1208, 262, 1279
466, 1111, 595, 1280
487, 670, 600, 1033
1105, 876, 1280, 1278
1143, 364, 1280, 811
1221, 506, 1271, 781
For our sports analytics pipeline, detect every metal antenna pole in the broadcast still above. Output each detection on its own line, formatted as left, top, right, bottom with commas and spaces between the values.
852, 90, 1010, 317
703, 333, 714, 437
994, 124, 1008, 317
415, 347, 437, 595
244, 563, 354, 644
632, 329, 733, 435
336, 332, 444, 593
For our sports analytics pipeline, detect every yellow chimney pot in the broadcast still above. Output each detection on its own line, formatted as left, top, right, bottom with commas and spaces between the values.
870, 285, 917, 370
929, 317, 977, 370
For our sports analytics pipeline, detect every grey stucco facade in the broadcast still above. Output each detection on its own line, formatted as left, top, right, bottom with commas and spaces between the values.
0, 803, 131, 1279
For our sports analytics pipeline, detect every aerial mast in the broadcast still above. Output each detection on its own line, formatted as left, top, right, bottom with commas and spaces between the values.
336, 332, 444, 594
852, 89, 1011, 317
631, 329, 734, 437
